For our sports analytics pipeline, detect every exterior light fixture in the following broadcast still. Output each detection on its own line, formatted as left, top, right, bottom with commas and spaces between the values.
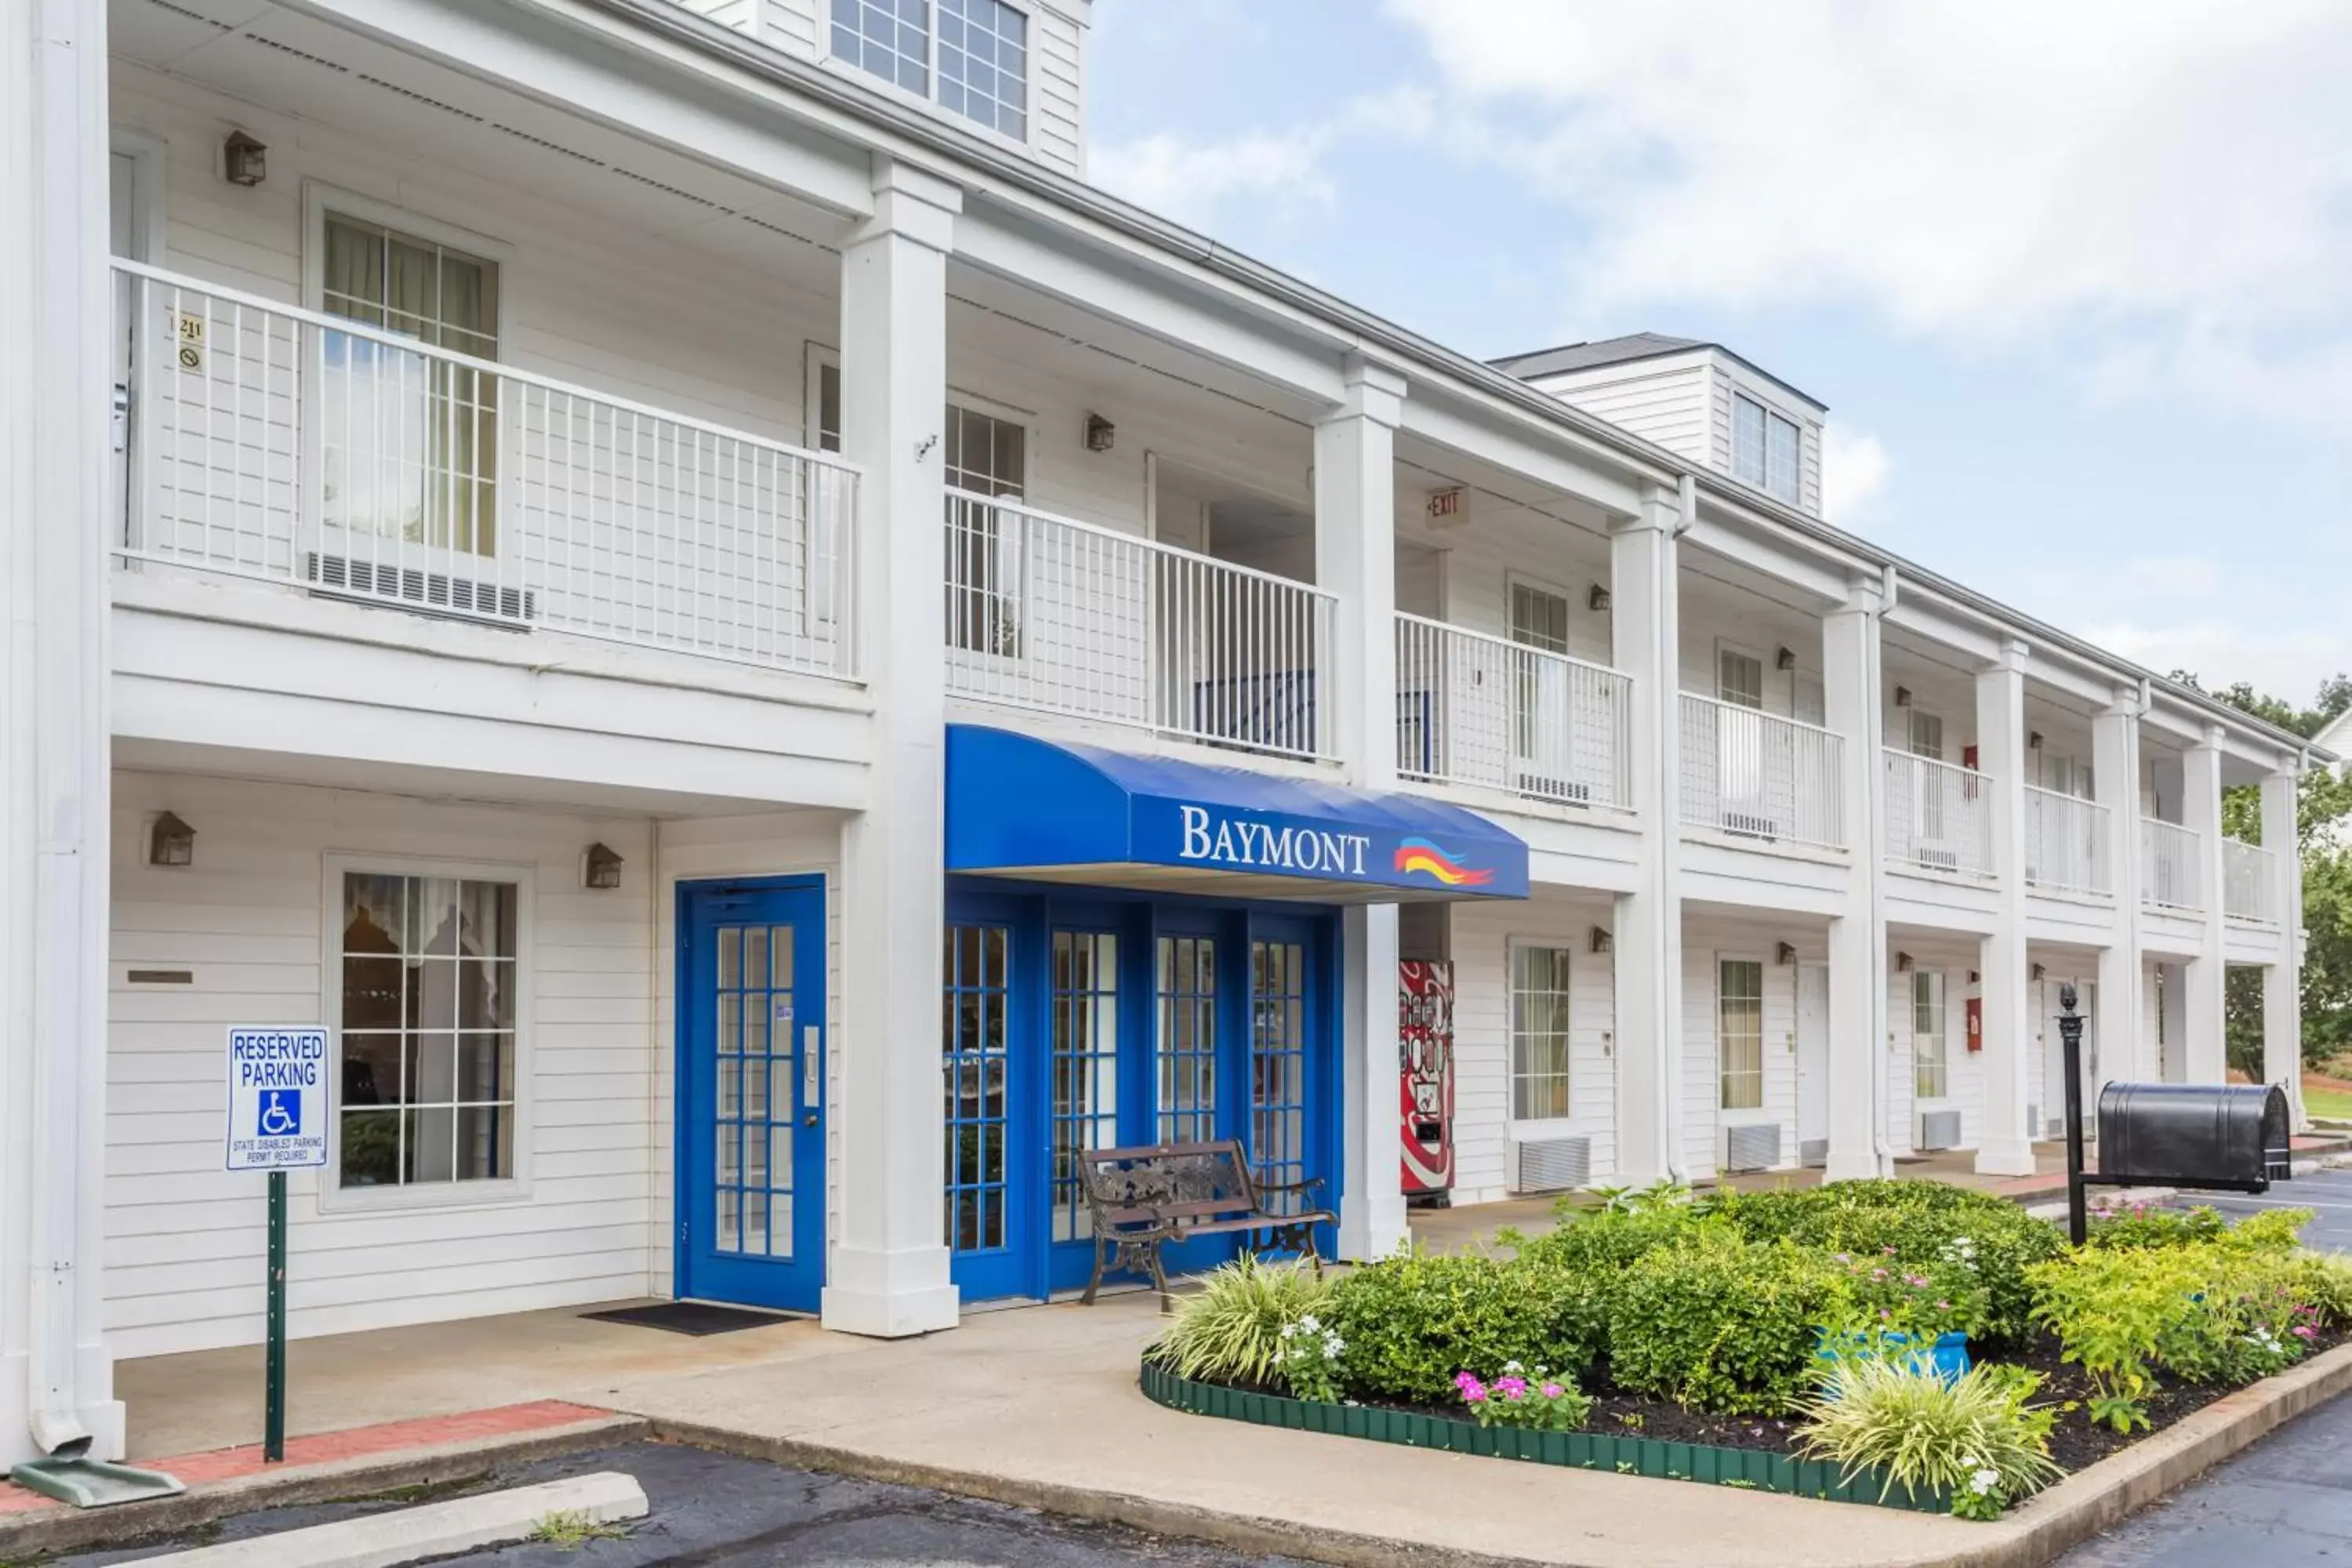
2031, 962, 2047, 982
2028, 731, 2045, 750
1776, 942, 1798, 966
583, 842, 624, 891
1894, 685, 1913, 707
1588, 585, 1612, 612
149, 811, 195, 867
1083, 414, 1115, 452
1896, 950, 1915, 973
1589, 926, 1613, 954
223, 132, 267, 187
1775, 645, 1797, 670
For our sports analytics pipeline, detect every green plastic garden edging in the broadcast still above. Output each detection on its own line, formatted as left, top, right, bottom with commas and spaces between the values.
1138, 1361, 1948, 1512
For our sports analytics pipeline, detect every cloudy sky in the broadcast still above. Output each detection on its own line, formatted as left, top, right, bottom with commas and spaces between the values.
1084, 0, 2352, 706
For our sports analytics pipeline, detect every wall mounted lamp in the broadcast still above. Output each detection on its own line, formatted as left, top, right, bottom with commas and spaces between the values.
223, 131, 267, 187
1589, 926, 1613, 954
1083, 413, 1116, 452
149, 811, 195, 867
583, 842, 625, 891
1588, 585, 1612, 612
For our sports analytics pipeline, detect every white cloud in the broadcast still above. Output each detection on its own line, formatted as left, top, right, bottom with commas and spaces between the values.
1091, 89, 1436, 232
1820, 424, 1890, 530
1379, 1, 2352, 426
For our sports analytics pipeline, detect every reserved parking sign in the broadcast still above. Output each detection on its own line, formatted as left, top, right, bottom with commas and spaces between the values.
225, 1026, 330, 1171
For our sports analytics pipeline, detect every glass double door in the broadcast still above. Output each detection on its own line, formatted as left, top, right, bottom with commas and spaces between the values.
942, 887, 1332, 1301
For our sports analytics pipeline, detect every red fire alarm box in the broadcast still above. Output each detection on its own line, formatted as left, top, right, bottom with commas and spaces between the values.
1965, 968, 1984, 1053
1399, 960, 1454, 1196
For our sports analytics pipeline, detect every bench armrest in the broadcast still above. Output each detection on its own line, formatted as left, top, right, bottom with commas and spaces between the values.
1258, 1177, 1327, 1198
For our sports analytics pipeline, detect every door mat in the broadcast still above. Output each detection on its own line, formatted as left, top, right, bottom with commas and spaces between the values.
580, 1302, 803, 1336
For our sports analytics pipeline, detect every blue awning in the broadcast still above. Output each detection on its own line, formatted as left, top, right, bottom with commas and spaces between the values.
945, 725, 1530, 902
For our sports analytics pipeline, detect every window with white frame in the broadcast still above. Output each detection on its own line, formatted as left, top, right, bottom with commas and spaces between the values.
1508, 944, 1573, 1120
943, 402, 1026, 655
1508, 580, 1572, 768
1731, 392, 1801, 504
1719, 958, 1765, 1111
1912, 970, 1948, 1100
831, 0, 1029, 141
1718, 647, 1765, 710
337, 870, 519, 1189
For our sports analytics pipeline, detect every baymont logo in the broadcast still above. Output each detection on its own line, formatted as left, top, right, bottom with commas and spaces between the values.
1177, 805, 1371, 877
1392, 837, 1495, 887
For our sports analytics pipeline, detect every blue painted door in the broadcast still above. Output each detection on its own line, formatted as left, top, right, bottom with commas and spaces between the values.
678, 879, 826, 1313
943, 900, 1033, 1300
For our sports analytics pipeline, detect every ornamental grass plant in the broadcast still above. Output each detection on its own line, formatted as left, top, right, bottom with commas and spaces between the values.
1145, 1255, 1331, 1388
1797, 1359, 2061, 1520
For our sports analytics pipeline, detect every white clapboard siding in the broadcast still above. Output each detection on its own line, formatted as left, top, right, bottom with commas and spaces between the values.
1406, 501, 1614, 672
1033, 4, 1087, 177
651, 815, 845, 1301
1532, 358, 1712, 466
105, 772, 659, 1359
1446, 893, 1618, 1203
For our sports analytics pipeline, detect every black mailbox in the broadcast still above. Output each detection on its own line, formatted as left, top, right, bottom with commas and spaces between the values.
2096, 1081, 2292, 1192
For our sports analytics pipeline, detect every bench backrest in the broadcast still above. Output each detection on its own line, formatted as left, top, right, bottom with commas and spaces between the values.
1077, 1139, 1261, 1228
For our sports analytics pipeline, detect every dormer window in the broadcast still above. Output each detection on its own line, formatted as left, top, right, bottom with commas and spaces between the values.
1732, 392, 1801, 504
831, 0, 1029, 142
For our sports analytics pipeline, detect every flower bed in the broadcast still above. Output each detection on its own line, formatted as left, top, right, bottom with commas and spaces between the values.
1142, 1183, 2352, 1522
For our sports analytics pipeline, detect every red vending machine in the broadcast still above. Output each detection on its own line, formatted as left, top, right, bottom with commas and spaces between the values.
1398, 960, 1455, 1198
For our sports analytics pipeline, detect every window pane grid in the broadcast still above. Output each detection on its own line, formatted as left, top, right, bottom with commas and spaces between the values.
1719, 959, 1765, 1112
710, 924, 798, 1258
1156, 935, 1218, 1145
830, 0, 930, 94
938, 0, 1028, 138
339, 872, 517, 1189
1510, 946, 1573, 1120
1250, 940, 1308, 1214
1050, 931, 1120, 1243
943, 404, 1026, 657
1914, 971, 1948, 1100
943, 923, 1012, 1254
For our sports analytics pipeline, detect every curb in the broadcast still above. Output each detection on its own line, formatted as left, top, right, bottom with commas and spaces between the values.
126, 1470, 649, 1568
649, 1344, 2352, 1568
0, 1414, 648, 1561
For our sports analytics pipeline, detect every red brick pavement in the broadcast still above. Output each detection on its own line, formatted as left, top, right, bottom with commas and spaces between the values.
0, 1399, 612, 1515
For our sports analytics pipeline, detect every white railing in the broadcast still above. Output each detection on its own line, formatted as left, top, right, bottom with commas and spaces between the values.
2141, 819, 2204, 913
1392, 614, 1634, 810
1882, 750, 1993, 877
2223, 837, 2278, 924
2024, 786, 2112, 897
114, 261, 858, 677
942, 488, 1337, 760
1678, 693, 1845, 850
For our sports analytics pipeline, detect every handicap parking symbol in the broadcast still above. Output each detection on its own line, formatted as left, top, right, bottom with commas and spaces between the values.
258, 1089, 301, 1139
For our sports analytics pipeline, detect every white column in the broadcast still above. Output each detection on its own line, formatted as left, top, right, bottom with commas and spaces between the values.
1973, 640, 2034, 1176
1316, 356, 1410, 1261
1606, 481, 1688, 1183
2092, 696, 2147, 1085
2182, 724, 2228, 1083
1822, 581, 1891, 1179
3, 0, 120, 1465
2259, 762, 2303, 1124
823, 156, 961, 1338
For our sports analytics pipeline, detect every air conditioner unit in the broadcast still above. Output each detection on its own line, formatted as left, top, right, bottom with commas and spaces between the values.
1798, 1137, 1828, 1168
1917, 1109, 1963, 1151
2026, 1103, 2041, 1139
307, 552, 535, 625
1719, 1122, 1780, 1174
1513, 1135, 1592, 1193
1519, 771, 1594, 805
1720, 810, 1779, 840
1913, 843, 1962, 873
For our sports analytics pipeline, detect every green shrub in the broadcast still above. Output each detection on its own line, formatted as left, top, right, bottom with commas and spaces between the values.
1328, 1248, 1604, 1404
1146, 1256, 1330, 1388
2085, 1201, 2229, 1250
1605, 1231, 1846, 1414
2029, 1230, 2321, 1432
2292, 1249, 2352, 1328
1518, 1200, 1714, 1290
1704, 1181, 2064, 1348
1797, 1359, 2061, 1521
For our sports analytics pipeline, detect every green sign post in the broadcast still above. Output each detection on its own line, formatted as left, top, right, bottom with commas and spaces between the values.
227, 1026, 330, 1464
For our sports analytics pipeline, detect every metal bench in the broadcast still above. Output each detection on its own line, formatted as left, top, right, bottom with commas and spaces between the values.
1075, 1138, 1335, 1311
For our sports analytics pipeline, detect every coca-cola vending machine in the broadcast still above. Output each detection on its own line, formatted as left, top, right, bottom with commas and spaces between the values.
1399, 960, 1454, 1198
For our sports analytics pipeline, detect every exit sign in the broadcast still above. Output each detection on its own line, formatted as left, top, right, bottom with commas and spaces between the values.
1427, 488, 1465, 519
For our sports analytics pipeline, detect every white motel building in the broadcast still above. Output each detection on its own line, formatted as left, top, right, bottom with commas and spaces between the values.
0, 0, 2324, 1466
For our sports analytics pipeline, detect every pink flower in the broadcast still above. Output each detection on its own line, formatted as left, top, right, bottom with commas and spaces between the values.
1904, 1274, 1929, 1288
1541, 1383, 1565, 1399
1936, 1301, 1951, 1311
1882, 1246, 1898, 1256
1871, 1269, 1889, 1281
1497, 1377, 1529, 1399
1456, 1372, 1487, 1403
2295, 1325, 2318, 1341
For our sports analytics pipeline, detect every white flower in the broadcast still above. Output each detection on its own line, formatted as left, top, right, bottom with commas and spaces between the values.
1298, 1314, 1321, 1333
1970, 1468, 2000, 1495
1279, 1323, 1298, 1339
1502, 1359, 1524, 1374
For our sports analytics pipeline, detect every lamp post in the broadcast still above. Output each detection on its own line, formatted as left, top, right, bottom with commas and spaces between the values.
2059, 982, 2089, 1245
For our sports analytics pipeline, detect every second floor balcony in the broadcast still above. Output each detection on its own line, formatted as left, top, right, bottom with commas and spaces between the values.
117, 263, 859, 681
1679, 694, 1846, 851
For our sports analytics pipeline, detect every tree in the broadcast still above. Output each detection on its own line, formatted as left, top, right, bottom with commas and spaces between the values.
2189, 673, 2352, 1073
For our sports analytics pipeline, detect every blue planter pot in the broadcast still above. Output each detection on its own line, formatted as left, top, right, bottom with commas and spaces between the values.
1814, 1328, 1972, 1389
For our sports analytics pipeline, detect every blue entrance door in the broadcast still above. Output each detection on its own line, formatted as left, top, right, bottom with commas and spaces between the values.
677, 879, 826, 1313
